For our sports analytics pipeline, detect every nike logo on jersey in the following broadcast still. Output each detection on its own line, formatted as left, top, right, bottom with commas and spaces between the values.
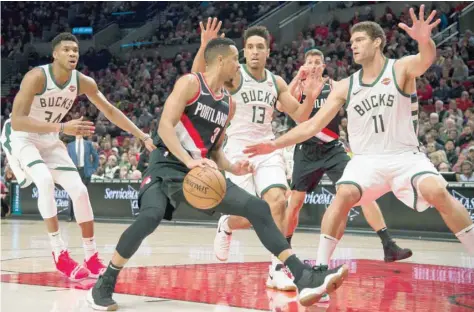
47, 87, 55, 91
201, 91, 210, 96
352, 89, 362, 95
321, 89, 331, 94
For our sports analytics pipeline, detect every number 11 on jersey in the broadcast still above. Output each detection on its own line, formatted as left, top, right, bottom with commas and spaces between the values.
372, 114, 385, 133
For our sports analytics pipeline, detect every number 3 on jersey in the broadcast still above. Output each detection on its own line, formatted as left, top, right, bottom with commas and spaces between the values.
210, 127, 221, 144
252, 106, 265, 124
45, 111, 63, 123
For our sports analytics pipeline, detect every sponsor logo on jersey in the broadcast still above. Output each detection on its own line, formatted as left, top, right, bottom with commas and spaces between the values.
69, 85, 76, 92
381, 78, 391, 86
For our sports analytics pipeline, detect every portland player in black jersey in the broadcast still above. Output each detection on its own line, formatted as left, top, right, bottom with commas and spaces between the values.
285, 49, 412, 264
88, 38, 348, 310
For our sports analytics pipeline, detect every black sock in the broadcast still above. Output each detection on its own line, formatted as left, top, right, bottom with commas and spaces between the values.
284, 254, 307, 283
103, 262, 122, 280
377, 227, 392, 246
286, 235, 293, 247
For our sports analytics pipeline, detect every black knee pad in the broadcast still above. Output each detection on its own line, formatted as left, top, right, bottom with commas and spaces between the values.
244, 196, 273, 224
116, 206, 164, 259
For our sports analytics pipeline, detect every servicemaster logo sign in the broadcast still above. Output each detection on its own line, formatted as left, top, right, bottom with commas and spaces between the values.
32, 186, 70, 213
305, 187, 360, 221
104, 185, 139, 216
451, 189, 474, 221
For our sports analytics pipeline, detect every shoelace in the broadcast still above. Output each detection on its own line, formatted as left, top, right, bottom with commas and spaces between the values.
311, 265, 329, 272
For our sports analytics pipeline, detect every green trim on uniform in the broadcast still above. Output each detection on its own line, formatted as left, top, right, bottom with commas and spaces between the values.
335, 180, 363, 201
230, 70, 244, 95
3, 121, 12, 155
19, 179, 26, 187
260, 184, 287, 198
76, 70, 80, 96
48, 64, 72, 90
359, 57, 389, 87
345, 75, 354, 109
392, 59, 411, 98
27, 160, 45, 167
410, 171, 438, 212
36, 67, 47, 95
54, 166, 78, 172
270, 71, 279, 96
242, 64, 267, 83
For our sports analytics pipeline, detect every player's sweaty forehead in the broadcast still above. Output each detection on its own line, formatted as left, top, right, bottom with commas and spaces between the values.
245, 36, 267, 49
56, 41, 79, 51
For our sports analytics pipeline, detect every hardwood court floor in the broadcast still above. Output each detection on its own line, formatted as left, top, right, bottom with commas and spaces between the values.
1, 220, 473, 311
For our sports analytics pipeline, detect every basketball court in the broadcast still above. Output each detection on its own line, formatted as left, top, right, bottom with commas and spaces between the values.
1, 219, 473, 311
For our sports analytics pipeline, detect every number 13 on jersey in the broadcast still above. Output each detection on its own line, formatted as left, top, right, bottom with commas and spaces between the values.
252, 106, 266, 124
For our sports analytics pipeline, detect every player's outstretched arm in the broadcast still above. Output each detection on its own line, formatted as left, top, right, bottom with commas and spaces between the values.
191, 17, 224, 73
244, 78, 348, 157
79, 73, 156, 151
276, 66, 326, 122
209, 98, 254, 176
397, 5, 440, 78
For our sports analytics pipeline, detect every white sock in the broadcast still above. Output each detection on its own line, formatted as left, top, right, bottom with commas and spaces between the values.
83, 236, 97, 261
316, 234, 339, 266
48, 230, 66, 261
455, 224, 474, 256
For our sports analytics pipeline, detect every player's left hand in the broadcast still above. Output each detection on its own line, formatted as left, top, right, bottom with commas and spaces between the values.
200, 17, 225, 47
243, 141, 277, 158
230, 160, 254, 176
398, 4, 441, 44
142, 136, 157, 152
303, 65, 328, 100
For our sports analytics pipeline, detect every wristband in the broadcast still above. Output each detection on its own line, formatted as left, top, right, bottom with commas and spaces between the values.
59, 123, 64, 133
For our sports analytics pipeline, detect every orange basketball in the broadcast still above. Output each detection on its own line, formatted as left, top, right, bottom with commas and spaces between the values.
183, 166, 226, 209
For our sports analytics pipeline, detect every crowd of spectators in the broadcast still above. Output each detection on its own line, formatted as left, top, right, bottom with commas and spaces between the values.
1, 2, 474, 189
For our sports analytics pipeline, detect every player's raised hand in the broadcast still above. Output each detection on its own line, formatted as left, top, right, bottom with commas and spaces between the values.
243, 141, 277, 158
186, 158, 219, 170
63, 116, 95, 136
230, 159, 254, 176
303, 65, 329, 100
398, 4, 441, 44
199, 17, 225, 47
296, 65, 311, 81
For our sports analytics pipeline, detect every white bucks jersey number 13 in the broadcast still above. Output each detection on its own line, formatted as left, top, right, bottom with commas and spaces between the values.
226, 65, 279, 143
346, 59, 420, 155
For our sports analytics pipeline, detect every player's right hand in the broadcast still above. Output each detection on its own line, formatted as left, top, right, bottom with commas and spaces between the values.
243, 141, 277, 158
200, 17, 225, 47
62, 116, 95, 136
186, 158, 219, 170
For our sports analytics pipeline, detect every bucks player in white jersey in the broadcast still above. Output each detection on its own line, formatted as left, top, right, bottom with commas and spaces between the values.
5, 33, 156, 281
245, 6, 474, 260
286, 49, 412, 266
192, 19, 322, 290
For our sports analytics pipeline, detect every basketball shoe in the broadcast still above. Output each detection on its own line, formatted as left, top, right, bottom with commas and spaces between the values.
87, 274, 118, 311
214, 215, 232, 261
383, 240, 413, 262
266, 264, 297, 291
295, 264, 348, 306
85, 252, 107, 278
53, 250, 90, 281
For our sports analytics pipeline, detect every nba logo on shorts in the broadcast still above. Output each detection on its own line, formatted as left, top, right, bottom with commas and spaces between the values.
140, 176, 151, 188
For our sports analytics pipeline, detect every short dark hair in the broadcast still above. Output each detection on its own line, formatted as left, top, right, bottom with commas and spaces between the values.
351, 21, 386, 52
244, 26, 270, 47
204, 37, 236, 64
52, 32, 79, 50
305, 49, 325, 61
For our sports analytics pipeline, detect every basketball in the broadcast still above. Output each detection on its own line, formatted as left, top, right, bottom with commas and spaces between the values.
183, 166, 227, 209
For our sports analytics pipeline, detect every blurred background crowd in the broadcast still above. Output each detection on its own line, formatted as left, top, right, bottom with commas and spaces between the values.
1, 1, 473, 195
